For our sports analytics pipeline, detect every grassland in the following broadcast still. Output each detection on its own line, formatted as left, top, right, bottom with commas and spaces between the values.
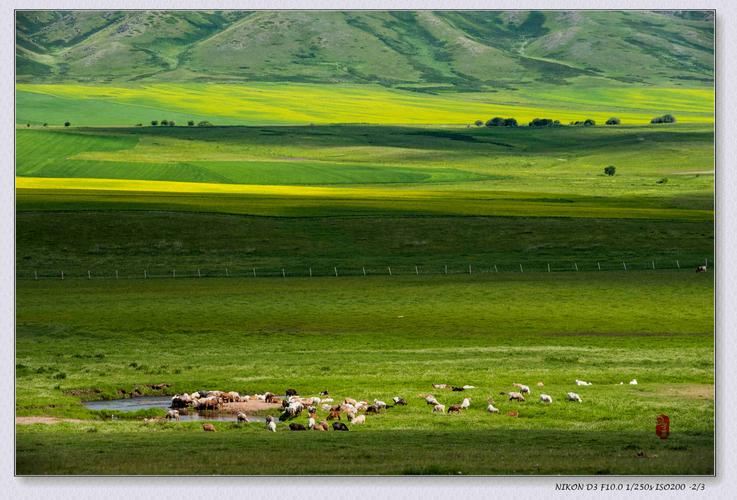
16, 272, 714, 474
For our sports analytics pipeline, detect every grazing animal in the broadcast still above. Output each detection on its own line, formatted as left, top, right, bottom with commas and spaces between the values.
321, 398, 334, 403
540, 394, 553, 404
374, 399, 387, 410
487, 403, 500, 413
432, 384, 448, 390
508, 392, 525, 402
350, 414, 366, 425
202, 423, 216, 432
321, 404, 331, 411
537, 382, 545, 387
567, 392, 583, 403
424, 394, 439, 405
506, 410, 519, 417
344, 398, 357, 405
170, 394, 191, 409
451, 386, 465, 392
313, 421, 329, 431
165, 409, 180, 421
332, 422, 349, 431
289, 423, 307, 431
514, 383, 531, 394
460, 397, 471, 409
327, 410, 342, 420
448, 404, 462, 413
320, 390, 329, 396
237, 412, 249, 423
462, 385, 476, 390
286, 388, 298, 397
629, 379, 638, 385
365, 404, 380, 414
433, 404, 446, 413
575, 379, 592, 386
696, 265, 707, 273
393, 396, 407, 406
266, 416, 277, 432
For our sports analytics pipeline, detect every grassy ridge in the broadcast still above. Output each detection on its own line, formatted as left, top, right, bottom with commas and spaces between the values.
16, 273, 713, 474
16, 82, 714, 126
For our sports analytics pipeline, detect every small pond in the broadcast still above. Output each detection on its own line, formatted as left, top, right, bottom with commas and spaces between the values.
83, 396, 266, 422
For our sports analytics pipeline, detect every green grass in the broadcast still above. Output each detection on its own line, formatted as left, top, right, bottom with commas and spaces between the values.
16, 272, 713, 474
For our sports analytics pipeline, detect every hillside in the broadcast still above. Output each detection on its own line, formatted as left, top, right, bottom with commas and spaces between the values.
16, 10, 714, 88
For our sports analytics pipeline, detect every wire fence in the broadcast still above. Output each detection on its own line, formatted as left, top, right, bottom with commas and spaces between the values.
16, 258, 712, 281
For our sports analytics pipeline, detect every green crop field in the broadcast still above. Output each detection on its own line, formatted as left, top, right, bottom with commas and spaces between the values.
15, 9, 714, 477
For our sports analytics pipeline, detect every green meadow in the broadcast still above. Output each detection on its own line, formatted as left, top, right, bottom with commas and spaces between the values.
16, 273, 714, 475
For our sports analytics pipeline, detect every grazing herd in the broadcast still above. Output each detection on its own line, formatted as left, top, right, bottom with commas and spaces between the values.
163, 378, 626, 432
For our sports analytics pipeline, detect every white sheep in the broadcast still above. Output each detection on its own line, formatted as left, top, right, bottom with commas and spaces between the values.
486, 403, 499, 413
236, 412, 249, 422
308, 416, 315, 429
351, 415, 366, 425
432, 384, 447, 389
321, 398, 334, 403
629, 379, 638, 385
508, 392, 525, 402
374, 399, 387, 409
433, 404, 446, 413
540, 394, 553, 404
165, 409, 180, 421
460, 397, 471, 409
266, 415, 277, 432
575, 379, 592, 386
462, 385, 475, 390
567, 392, 582, 403
425, 394, 439, 405
321, 404, 331, 411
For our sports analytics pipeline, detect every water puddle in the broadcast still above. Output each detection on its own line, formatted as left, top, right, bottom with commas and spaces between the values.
83, 396, 266, 422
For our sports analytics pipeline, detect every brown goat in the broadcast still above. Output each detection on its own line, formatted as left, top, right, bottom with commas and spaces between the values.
202, 423, 216, 432
327, 410, 341, 420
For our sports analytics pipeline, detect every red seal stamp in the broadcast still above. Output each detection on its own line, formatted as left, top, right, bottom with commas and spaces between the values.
656, 414, 670, 440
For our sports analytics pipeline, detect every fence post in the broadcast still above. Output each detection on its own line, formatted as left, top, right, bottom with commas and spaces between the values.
282, 268, 286, 278
309, 267, 313, 277
173, 269, 176, 278
597, 262, 601, 271
574, 263, 578, 272
334, 267, 338, 277
362, 267, 366, 277
225, 268, 229, 277
61, 271, 64, 280
705, 258, 708, 268
88, 270, 91, 280
547, 263, 550, 273
388, 266, 392, 276
253, 268, 256, 278
144, 270, 147, 279
622, 262, 627, 271
519, 264, 523, 273
198, 268, 201, 278
415, 265, 419, 275
116, 270, 119, 279
468, 265, 472, 275
34, 270, 37, 280
652, 260, 655, 270
444, 265, 448, 275
676, 260, 680, 269
494, 265, 498, 273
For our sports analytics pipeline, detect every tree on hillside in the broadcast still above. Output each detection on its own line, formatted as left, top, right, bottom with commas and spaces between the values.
528, 118, 558, 127
188, 120, 195, 127
604, 165, 616, 176
583, 119, 596, 126
486, 117, 506, 127
161, 119, 169, 126
151, 120, 158, 126
26, 123, 30, 128
43, 123, 48, 127
197, 121, 213, 127
651, 114, 676, 124
606, 117, 621, 125
503, 118, 518, 127
168, 120, 175, 126
64, 121, 70, 127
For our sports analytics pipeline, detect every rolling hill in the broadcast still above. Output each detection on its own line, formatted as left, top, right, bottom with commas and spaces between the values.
16, 10, 714, 89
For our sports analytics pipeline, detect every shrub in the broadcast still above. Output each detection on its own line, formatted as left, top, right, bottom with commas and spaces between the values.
651, 114, 676, 124
43, 123, 48, 127
26, 123, 31, 128
486, 117, 506, 127
528, 118, 558, 127
606, 117, 621, 125
197, 121, 213, 127
168, 120, 175, 126
583, 119, 596, 126
135, 123, 143, 127
53, 372, 67, 380
64, 121, 70, 127
604, 166, 616, 176
503, 117, 518, 127
188, 120, 195, 126
474, 119, 483, 127
151, 120, 158, 126
160, 119, 169, 126
656, 177, 668, 184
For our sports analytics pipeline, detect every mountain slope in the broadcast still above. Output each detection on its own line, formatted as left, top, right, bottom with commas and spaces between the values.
16, 10, 714, 88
